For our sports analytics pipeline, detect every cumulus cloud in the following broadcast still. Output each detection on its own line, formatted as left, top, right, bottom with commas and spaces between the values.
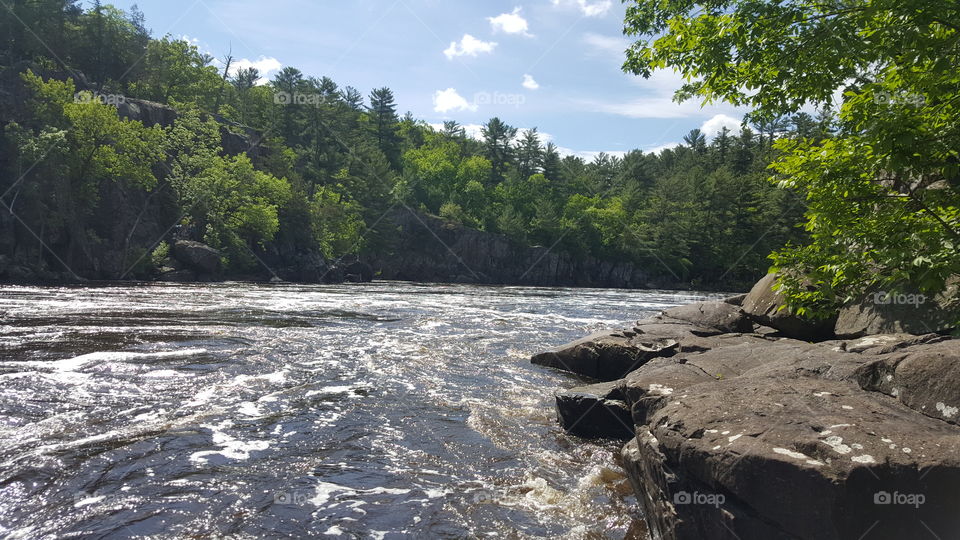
522, 74, 539, 90
433, 88, 478, 114
488, 7, 533, 36
444, 34, 497, 60
700, 114, 743, 138
229, 56, 283, 85
551, 0, 613, 17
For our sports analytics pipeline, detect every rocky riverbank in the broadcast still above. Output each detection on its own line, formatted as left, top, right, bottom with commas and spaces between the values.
534, 274, 959, 539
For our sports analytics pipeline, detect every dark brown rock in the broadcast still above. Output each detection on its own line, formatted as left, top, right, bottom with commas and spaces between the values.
366, 208, 656, 288
156, 269, 196, 282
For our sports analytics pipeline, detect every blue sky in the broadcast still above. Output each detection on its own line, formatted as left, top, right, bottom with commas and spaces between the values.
104, 0, 747, 159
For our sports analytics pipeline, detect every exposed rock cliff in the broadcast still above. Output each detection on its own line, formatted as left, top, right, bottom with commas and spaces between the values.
366, 209, 658, 289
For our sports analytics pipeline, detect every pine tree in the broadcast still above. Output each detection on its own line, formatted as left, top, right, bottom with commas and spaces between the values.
481, 117, 517, 185
515, 128, 544, 180
366, 87, 401, 168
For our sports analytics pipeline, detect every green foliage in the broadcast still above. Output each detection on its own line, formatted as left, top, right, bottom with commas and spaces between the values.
1, 1, 819, 287
624, 0, 960, 314
151, 241, 170, 268
310, 187, 365, 258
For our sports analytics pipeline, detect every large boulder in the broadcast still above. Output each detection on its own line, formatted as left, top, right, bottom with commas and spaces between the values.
855, 339, 960, 425
661, 301, 754, 334
532, 330, 681, 381
624, 376, 960, 540
171, 241, 221, 275
537, 312, 960, 539
741, 273, 835, 341
554, 381, 634, 440
532, 315, 772, 381
340, 256, 374, 283
835, 278, 959, 337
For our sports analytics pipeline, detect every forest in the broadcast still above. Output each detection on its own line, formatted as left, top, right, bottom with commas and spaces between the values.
0, 0, 814, 290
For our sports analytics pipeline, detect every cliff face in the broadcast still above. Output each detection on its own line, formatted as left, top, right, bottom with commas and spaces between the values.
0, 66, 289, 284
366, 209, 659, 289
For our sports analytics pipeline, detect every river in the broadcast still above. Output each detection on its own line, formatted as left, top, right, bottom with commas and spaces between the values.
0, 282, 704, 539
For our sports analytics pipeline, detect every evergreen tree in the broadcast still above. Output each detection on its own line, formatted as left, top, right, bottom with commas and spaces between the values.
366, 87, 401, 168
481, 117, 517, 185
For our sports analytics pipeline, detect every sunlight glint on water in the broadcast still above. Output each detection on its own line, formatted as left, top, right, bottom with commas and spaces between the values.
0, 281, 703, 538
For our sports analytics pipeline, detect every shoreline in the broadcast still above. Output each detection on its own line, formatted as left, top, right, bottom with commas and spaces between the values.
533, 276, 959, 539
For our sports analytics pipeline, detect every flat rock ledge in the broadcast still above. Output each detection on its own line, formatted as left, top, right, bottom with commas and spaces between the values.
535, 299, 960, 540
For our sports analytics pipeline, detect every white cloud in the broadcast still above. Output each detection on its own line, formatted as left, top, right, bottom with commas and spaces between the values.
700, 114, 743, 138
433, 88, 478, 114
488, 7, 533, 37
551, 0, 613, 17
444, 34, 498, 60
229, 56, 283, 85
582, 32, 628, 56
522, 74, 540, 90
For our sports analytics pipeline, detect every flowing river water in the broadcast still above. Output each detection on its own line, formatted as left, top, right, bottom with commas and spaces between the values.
0, 282, 705, 539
